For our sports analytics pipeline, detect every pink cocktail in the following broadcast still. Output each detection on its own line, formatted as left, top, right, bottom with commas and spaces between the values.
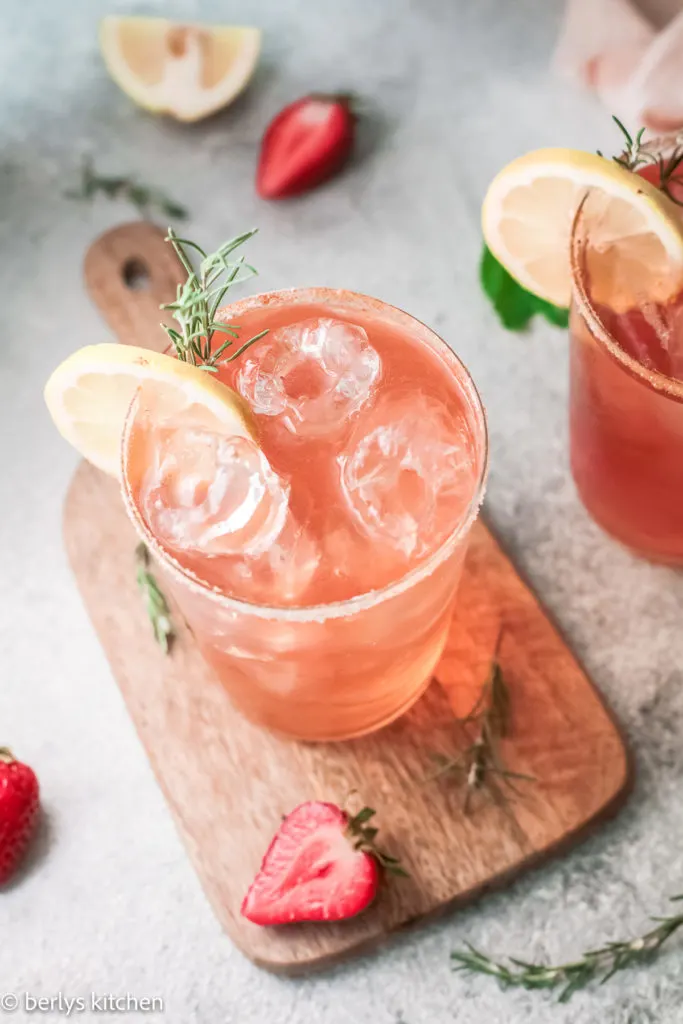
123, 288, 488, 740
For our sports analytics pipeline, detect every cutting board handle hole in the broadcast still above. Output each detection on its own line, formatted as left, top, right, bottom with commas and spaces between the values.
122, 257, 151, 292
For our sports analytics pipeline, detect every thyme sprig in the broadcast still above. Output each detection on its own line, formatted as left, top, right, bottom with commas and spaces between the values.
161, 228, 268, 372
135, 543, 174, 654
452, 896, 683, 1002
604, 116, 683, 206
66, 158, 188, 220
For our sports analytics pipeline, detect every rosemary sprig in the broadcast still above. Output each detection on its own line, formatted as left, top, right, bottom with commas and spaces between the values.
452, 895, 683, 1003
161, 228, 268, 372
426, 640, 533, 813
602, 116, 683, 206
66, 158, 188, 220
609, 117, 649, 172
135, 543, 174, 654
346, 806, 410, 878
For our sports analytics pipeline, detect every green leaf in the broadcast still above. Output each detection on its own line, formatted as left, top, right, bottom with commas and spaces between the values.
479, 244, 569, 331
350, 806, 376, 826
386, 863, 411, 878
534, 295, 570, 328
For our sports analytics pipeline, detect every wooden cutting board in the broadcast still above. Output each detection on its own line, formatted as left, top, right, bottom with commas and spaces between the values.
64, 222, 630, 974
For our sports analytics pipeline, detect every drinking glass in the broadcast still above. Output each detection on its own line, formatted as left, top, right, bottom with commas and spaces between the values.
570, 188, 683, 563
122, 288, 488, 741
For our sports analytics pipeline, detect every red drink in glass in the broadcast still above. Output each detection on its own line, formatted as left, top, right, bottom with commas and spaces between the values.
570, 189, 683, 562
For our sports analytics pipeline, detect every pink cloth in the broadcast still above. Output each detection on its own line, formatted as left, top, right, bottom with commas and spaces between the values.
555, 0, 683, 131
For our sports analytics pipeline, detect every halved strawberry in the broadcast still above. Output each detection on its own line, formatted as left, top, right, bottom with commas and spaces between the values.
256, 95, 355, 200
241, 801, 404, 925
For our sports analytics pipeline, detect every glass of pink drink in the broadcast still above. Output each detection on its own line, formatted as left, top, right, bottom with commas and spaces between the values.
570, 182, 683, 564
123, 288, 488, 741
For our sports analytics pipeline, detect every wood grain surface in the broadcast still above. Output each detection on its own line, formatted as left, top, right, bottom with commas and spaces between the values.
83, 221, 186, 349
64, 223, 631, 973
64, 472, 630, 974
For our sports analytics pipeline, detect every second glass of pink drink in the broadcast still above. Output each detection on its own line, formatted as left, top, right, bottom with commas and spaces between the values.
570, 163, 683, 564
124, 288, 488, 741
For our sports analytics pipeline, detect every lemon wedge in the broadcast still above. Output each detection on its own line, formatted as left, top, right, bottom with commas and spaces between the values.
482, 148, 683, 308
44, 344, 255, 477
100, 17, 261, 122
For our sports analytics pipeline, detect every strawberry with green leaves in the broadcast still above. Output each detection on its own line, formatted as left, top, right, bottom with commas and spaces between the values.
242, 800, 407, 925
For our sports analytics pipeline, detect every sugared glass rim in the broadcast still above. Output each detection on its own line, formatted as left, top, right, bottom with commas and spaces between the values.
570, 189, 683, 403
120, 286, 489, 623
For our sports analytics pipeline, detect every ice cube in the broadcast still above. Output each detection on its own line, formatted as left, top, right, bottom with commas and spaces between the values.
221, 511, 321, 605
338, 392, 475, 559
140, 427, 289, 557
237, 318, 381, 437
598, 296, 683, 378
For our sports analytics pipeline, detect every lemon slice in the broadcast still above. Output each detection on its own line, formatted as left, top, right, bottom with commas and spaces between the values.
100, 16, 261, 122
44, 344, 255, 477
482, 148, 683, 308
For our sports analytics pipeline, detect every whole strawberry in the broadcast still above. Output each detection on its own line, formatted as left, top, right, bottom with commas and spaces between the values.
256, 94, 355, 200
241, 800, 406, 925
0, 748, 40, 886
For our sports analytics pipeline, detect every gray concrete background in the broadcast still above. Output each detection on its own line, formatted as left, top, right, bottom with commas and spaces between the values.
2, 1, 683, 1021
